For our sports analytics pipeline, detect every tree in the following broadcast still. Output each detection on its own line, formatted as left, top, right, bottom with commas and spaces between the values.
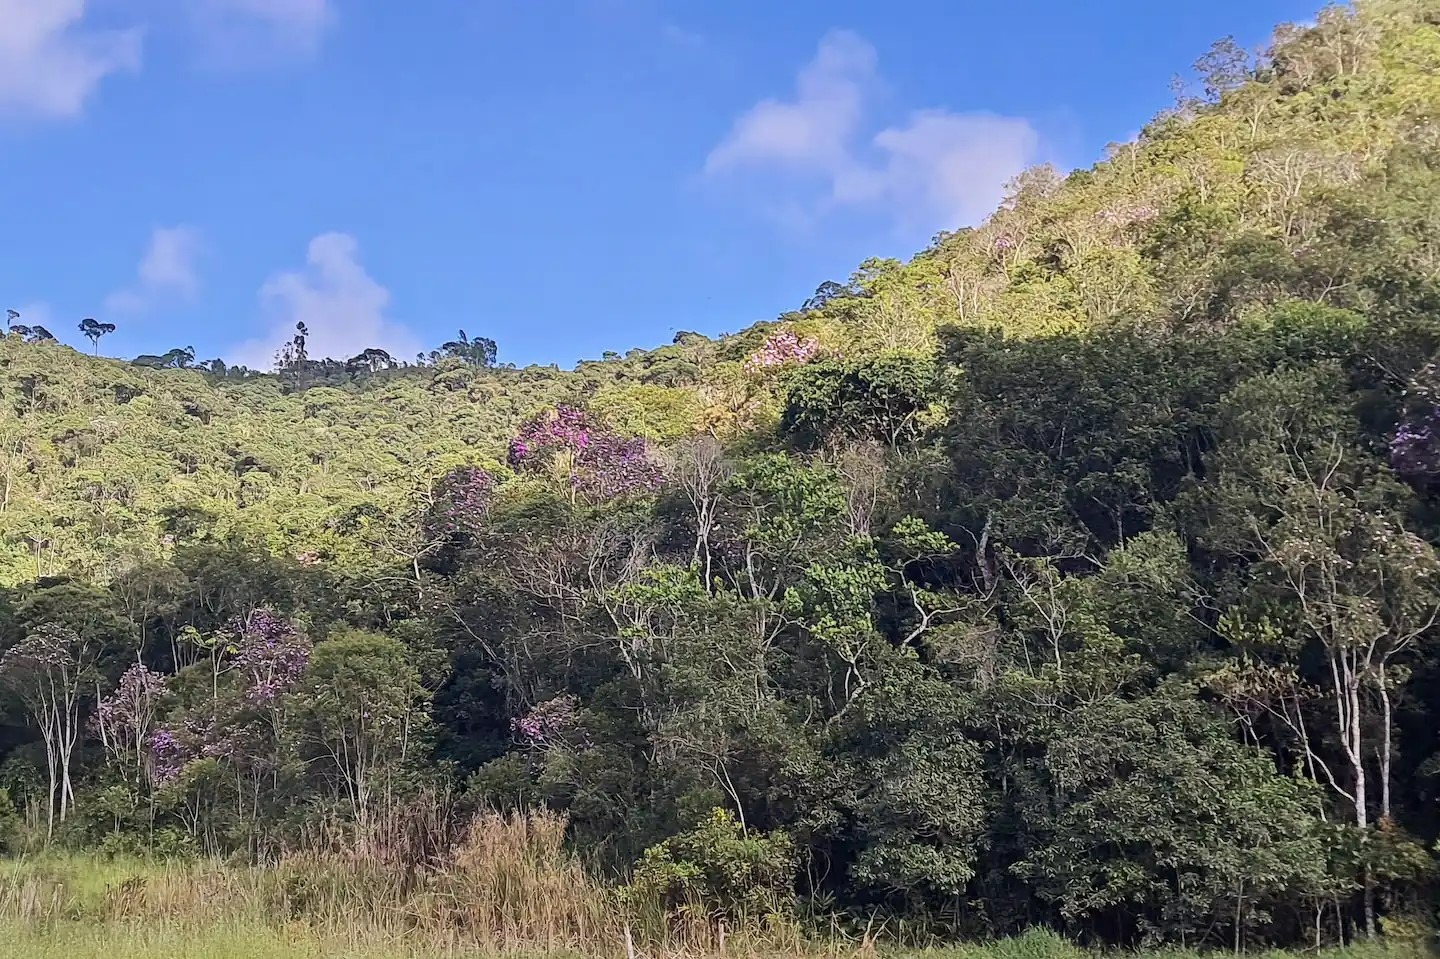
6, 324, 56, 344
508, 406, 662, 502
1197, 367, 1440, 937
94, 662, 167, 790
0, 624, 102, 836
801, 280, 851, 312
298, 631, 427, 822
1012, 695, 1330, 947
276, 322, 308, 371
78, 318, 117, 356
437, 329, 498, 367
345, 348, 395, 375
782, 354, 939, 450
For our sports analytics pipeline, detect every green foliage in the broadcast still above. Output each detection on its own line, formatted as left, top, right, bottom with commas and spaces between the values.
0, 787, 21, 854
1012, 695, 1330, 943
298, 631, 430, 820
8, 3, 1440, 951
627, 808, 796, 925
781, 354, 939, 450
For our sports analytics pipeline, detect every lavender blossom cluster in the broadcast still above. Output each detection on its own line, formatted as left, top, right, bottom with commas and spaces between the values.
508, 405, 662, 500
232, 609, 311, 705
95, 663, 166, 741
1391, 364, 1440, 481
147, 728, 187, 785
429, 465, 496, 536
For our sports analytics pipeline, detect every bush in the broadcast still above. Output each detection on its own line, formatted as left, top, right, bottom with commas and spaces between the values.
0, 787, 20, 854
626, 808, 796, 928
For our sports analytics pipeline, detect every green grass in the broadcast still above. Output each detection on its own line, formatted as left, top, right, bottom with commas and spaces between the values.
0, 853, 1434, 959
0, 921, 1434, 959
0, 920, 519, 959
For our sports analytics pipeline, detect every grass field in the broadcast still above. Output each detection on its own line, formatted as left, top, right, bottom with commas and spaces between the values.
0, 922, 499, 959
0, 919, 1432, 959
0, 822, 1433, 959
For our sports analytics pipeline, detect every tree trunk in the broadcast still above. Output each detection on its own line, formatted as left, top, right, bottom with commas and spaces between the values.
1362, 863, 1377, 940
1377, 670, 1393, 823
42, 735, 57, 840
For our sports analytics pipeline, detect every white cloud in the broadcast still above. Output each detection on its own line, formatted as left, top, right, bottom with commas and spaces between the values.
191, 0, 335, 59
853, 111, 1040, 227
230, 233, 420, 370
705, 30, 1044, 233
706, 30, 872, 176
0, 0, 141, 118
105, 226, 203, 315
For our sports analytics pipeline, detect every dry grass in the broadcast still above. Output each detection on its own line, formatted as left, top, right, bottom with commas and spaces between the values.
0, 809, 810, 959
1, 814, 1432, 959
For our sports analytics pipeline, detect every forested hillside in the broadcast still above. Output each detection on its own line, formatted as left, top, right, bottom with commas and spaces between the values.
4, 0, 1440, 950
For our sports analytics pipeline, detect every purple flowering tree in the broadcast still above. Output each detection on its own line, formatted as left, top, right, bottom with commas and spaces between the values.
0, 624, 101, 836
156, 612, 311, 834
509, 406, 662, 502
233, 609, 311, 707
147, 727, 188, 786
95, 662, 167, 788
1392, 363, 1440, 482
427, 465, 496, 538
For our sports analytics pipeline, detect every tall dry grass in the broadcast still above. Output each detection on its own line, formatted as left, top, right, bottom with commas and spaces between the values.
0, 808, 813, 958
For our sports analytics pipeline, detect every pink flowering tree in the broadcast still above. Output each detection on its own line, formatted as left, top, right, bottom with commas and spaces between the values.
743, 331, 821, 375
512, 694, 586, 751
146, 727, 189, 786
232, 609, 311, 707
508, 405, 662, 502
150, 611, 311, 832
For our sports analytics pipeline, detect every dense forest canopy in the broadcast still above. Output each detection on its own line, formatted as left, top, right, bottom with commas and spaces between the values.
5, 0, 1440, 950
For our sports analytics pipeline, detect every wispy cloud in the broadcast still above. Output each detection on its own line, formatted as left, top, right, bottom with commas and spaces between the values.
0, 0, 141, 118
189, 0, 336, 62
660, 21, 704, 49
104, 226, 203, 315
705, 29, 1043, 234
230, 233, 420, 370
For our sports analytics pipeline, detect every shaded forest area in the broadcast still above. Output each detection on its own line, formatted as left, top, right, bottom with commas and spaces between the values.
5, 0, 1440, 950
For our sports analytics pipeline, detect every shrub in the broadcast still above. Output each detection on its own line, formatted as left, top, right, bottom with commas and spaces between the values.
0, 787, 21, 854
626, 808, 796, 929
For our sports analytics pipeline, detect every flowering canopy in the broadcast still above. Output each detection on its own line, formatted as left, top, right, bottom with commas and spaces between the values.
743, 331, 821, 374
147, 728, 187, 785
511, 694, 583, 749
232, 609, 311, 706
1391, 363, 1440, 481
95, 662, 167, 765
508, 405, 662, 501
428, 465, 496, 537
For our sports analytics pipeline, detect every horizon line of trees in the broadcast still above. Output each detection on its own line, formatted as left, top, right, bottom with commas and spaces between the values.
5, 311, 508, 385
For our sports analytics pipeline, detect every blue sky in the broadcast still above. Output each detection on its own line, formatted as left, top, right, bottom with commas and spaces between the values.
0, 0, 1319, 369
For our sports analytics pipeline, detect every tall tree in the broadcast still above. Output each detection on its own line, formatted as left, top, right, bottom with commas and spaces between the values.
0, 624, 102, 836
78, 317, 117, 356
